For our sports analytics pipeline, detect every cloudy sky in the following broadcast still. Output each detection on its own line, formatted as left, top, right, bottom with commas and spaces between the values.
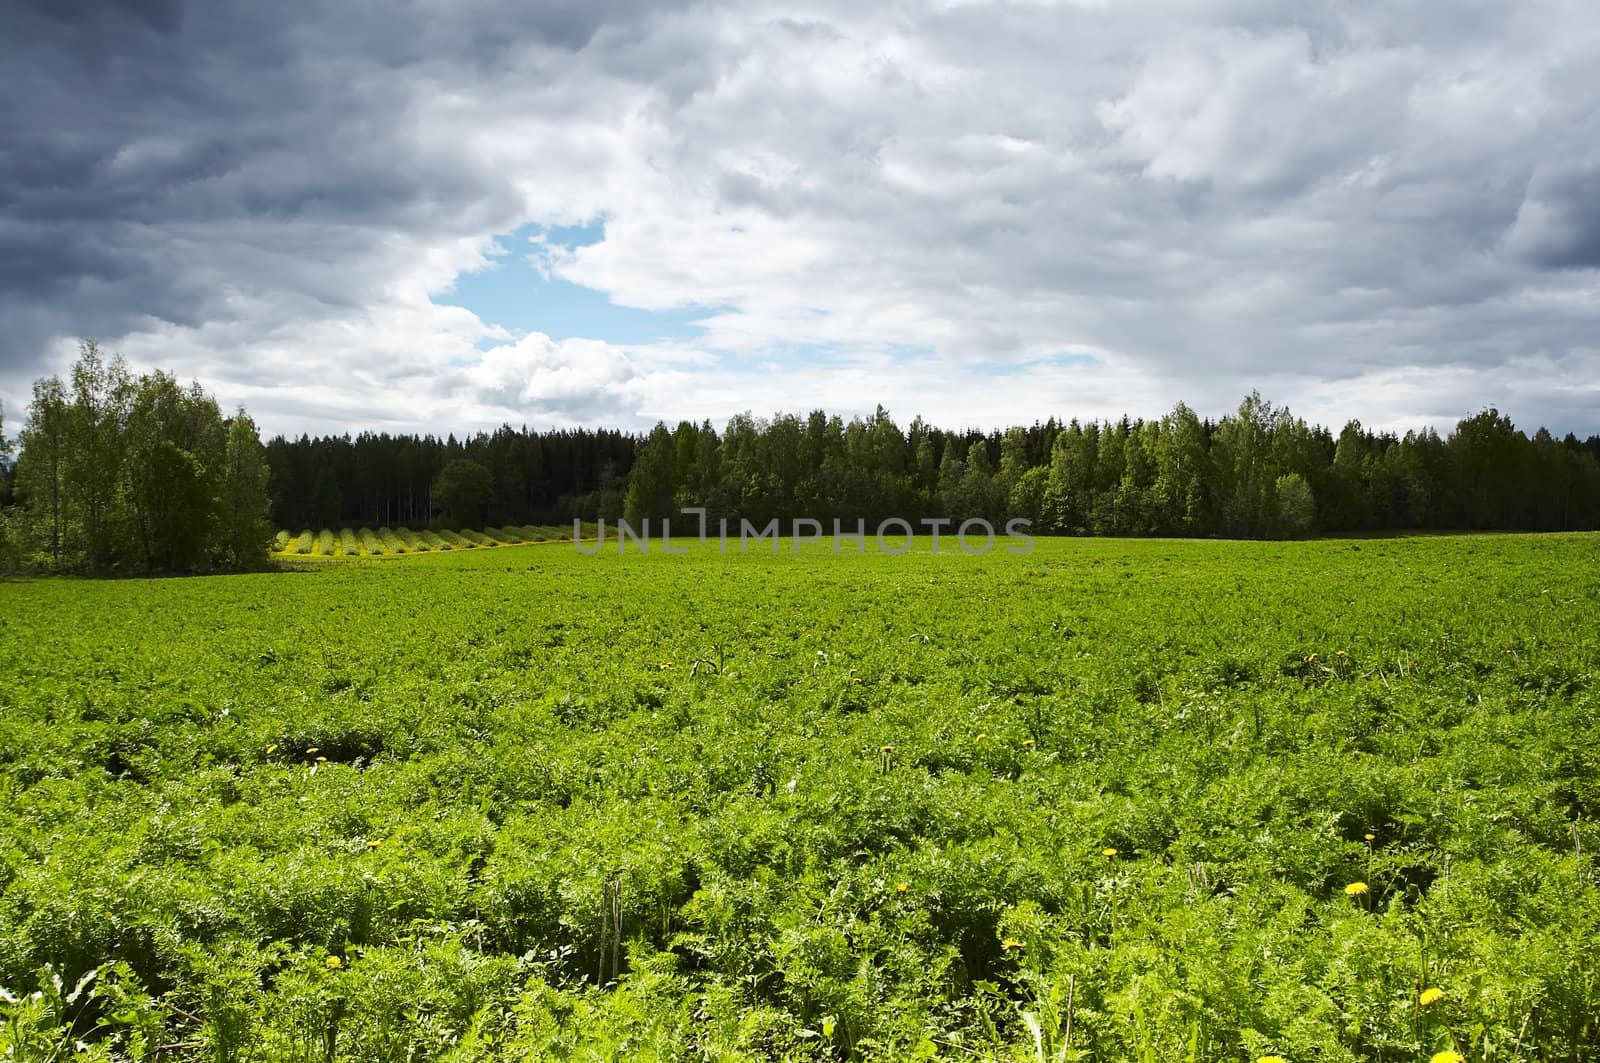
3, 0, 1598, 439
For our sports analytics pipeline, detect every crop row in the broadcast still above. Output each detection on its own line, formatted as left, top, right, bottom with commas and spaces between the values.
272, 524, 594, 557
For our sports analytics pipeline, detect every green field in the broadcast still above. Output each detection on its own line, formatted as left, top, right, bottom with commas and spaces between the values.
2, 536, 1598, 1060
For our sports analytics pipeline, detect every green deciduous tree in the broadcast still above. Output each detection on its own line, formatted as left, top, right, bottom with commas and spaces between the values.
1152, 403, 1210, 535
1211, 392, 1273, 537
1041, 421, 1096, 534
1452, 408, 1528, 529
432, 459, 493, 527
220, 411, 274, 568
936, 437, 964, 517
1008, 464, 1048, 528
16, 376, 70, 570
66, 341, 131, 572
1274, 472, 1317, 537
9, 341, 273, 572
623, 423, 677, 524
953, 436, 999, 521
996, 426, 1029, 512
124, 371, 226, 570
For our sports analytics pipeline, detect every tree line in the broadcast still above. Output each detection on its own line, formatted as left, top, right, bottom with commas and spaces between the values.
4, 348, 1598, 572
254, 394, 1600, 540
618, 396, 1600, 538
0, 343, 273, 574
263, 426, 635, 530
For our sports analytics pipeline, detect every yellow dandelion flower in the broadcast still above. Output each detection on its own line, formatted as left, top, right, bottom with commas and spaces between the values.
1102, 848, 1118, 859
325, 955, 343, 969
1257, 1056, 1289, 1063
316, 756, 327, 763
1430, 1052, 1463, 1063
879, 744, 894, 753
975, 733, 987, 741
1420, 987, 1445, 1006
1344, 881, 1369, 896
1022, 738, 1035, 747
1364, 833, 1375, 842
896, 882, 909, 893
1001, 939, 1023, 950
266, 744, 278, 755
366, 840, 381, 848
306, 747, 319, 754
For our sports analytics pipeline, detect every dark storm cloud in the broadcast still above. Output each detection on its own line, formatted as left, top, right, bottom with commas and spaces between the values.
0, 0, 676, 375
23, 0, 186, 34
1, 0, 1598, 436
1509, 162, 1600, 271
1, 1, 340, 364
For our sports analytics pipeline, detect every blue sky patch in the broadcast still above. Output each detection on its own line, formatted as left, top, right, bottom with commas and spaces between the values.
434, 222, 708, 345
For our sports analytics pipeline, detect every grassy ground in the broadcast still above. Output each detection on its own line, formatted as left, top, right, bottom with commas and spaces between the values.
1, 534, 1597, 1060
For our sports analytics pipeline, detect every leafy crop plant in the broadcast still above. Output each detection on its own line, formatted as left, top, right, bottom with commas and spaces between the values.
1, 534, 1596, 1059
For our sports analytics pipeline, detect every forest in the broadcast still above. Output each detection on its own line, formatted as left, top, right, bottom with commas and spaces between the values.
4, 343, 1600, 575
257, 397, 1600, 541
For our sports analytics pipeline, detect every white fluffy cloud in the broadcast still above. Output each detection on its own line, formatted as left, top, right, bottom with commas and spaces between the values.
3, 0, 1599, 437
